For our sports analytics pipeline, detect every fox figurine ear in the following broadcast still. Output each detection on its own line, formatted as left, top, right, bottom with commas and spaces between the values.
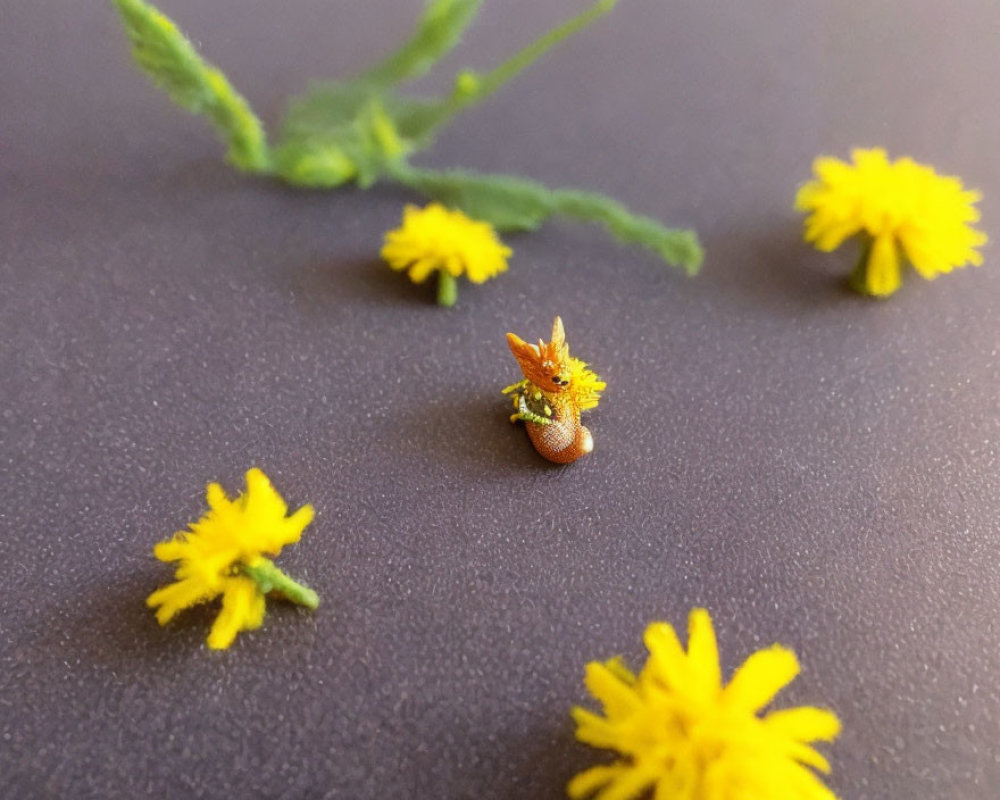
506, 332, 539, 362
549, 316, 569, 362
550, 316, 566, 350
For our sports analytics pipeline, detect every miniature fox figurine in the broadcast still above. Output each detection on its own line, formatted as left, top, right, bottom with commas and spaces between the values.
503, 316, 605, 464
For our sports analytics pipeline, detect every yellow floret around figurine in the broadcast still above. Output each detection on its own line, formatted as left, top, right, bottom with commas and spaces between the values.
796, 147, 986, 297
147, 468, 319, 650
570, 608, 841, 800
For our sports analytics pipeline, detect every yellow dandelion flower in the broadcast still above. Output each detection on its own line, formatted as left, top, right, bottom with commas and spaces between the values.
381, 203, 512, 306
796, 147, 986, 297
570, 608, 841, 800
568, 357, 605, 411
147, 468, 319, 650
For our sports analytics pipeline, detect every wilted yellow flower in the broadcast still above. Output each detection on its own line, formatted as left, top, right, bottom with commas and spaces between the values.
796, 147, 986, 296
148, 468, 318, 650
381, 203, 511, 306
570, 608, 841, 800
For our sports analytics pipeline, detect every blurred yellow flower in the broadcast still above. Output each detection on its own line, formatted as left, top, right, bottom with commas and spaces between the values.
147, 468, 318, 650
381, 203, 511, 306
796, 148, 986, 296
570, 608, 841, 800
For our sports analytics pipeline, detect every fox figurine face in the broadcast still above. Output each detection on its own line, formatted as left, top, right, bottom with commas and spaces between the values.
505, 316, 573, 395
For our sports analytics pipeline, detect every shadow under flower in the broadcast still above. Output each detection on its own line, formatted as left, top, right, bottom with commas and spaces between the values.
290, 254, 453, 311
700, 219, 867, 310
18, 567, 206, 671
23, 565, 321, 670
393, 710, 589, 800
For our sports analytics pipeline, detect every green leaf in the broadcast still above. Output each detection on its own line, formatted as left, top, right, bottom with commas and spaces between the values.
391, 165, 554, 230
275, 98, 409, 188
392, 165, 703, 274
270, 138, 357, 188
111, 0, 270, 172
280, 83, 378, 141
550, 189, 704, 275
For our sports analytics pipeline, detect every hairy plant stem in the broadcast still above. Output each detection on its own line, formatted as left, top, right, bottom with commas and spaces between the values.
436, 270, 458, 306
241, 558, 319, 609
849, 235, 873, 294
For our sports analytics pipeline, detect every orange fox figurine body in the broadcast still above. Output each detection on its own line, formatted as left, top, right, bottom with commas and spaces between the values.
503, 316, 605, 464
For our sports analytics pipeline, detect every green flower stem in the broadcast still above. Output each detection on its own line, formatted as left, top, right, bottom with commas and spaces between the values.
849, 235, 873, 294
357, 0, 484, 89
241, 558, 319, 610
410, 0, 617, 139
436, 270, 458, 306
454, 0, 615, 106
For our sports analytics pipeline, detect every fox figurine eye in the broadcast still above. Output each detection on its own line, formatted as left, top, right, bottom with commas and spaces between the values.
502, 316, 605, 464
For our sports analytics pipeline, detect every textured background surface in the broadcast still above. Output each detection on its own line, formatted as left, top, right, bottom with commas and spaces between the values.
2, 1, 999, 797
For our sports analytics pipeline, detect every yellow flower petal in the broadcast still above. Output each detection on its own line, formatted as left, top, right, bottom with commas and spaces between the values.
147, 575, 216, 625
764, 706, 842, 743
724, 645, 800, 713
786, 742, 832, 774
590, 765, 658, 800
602, 655, 637, 686
408, 257, 439, 284
685, 608, 722, 697
152, 538, 186, 563
207, 576, 263, 650
205, 481, 228, 511
567, 765, 630, 799
583, 661, 643, 719
571, 707, 628, 750
642, 621, 689, 689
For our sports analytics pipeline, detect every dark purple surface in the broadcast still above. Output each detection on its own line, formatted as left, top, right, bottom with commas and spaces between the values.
2, 1, 999, 797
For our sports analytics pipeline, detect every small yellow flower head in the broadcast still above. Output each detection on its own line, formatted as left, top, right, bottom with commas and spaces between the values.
381, 203, 511, 306
796, 148, 986, 297
570, 608, 841, 800
147, 468, 317, 650
568, 356, 606, 412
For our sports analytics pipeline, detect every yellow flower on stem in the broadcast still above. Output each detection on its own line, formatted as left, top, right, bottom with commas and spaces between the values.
570, 608, 841, 800
381, 203, 511, 307
147, 468, 318, 650
796, 147, 986, 297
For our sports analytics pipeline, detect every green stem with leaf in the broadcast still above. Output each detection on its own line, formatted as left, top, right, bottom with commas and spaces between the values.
110, 0, 703, 278
389, 164, 703, 273
240, 558, 319, 610
849, 235, 873, 294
